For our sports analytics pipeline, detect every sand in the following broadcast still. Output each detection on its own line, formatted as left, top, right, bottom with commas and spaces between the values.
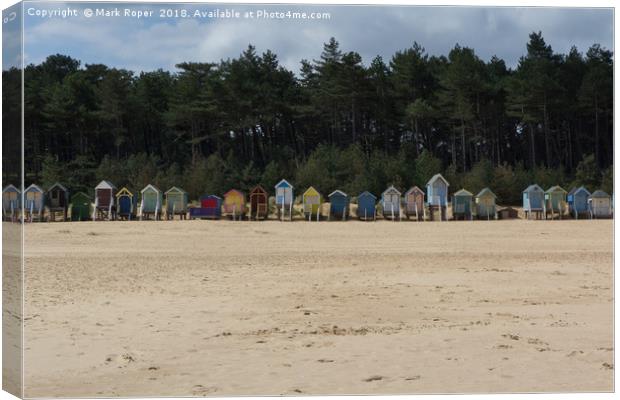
20, 219, 613, 396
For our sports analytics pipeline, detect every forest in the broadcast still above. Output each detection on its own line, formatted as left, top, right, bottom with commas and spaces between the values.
2, 32, 613, 204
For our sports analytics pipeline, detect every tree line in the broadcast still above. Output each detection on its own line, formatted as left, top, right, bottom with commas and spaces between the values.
2, 32, 613, 204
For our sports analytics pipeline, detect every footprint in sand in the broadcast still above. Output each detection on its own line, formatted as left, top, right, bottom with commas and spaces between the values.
192, 384, 218, 396
364, 375, 385, 382
121, 353, 136, 362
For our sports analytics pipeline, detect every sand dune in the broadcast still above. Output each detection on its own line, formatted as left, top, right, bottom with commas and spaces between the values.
21, 219, 613, 396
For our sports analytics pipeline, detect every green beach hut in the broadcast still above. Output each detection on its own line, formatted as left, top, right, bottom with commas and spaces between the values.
69, 192, 92, 221
140, 184, 163, 220
452, 189, 473, 220
165, 187, 188, 219
545, 186, 567, 219
475, 188, 497, 220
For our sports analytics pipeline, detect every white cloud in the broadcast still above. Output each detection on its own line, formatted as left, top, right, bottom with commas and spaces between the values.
22, 4, 613, 74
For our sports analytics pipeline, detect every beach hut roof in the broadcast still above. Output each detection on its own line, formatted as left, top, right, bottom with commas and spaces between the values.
405, 186, 425, 196
500, 206, 517, 211
590, 190, 610, 198
250, 185, 267, 193
95, 180, 116, 190
523, 184, 544, 193
201, 194, 222, 200
573, 186, 591, 196
141, 184, 161, 194
71, 191, 92, 201
47, 182, 68, 193
358, 191, 377, 200
275, 179, 293, 189
165, 186, 187, 195
25, 184, 44, 193
427, 173, 449, 187
303, 186, 321, 197
382, 185, 401, 196
329, 190, 348, 198
567, 187, 577, 196
224, 189, 244, 197
454, 188, 473, 197
3, 184, 19, 193
545, 185, 567, 194
116, 187, 134, 197
476, 187, 496, 198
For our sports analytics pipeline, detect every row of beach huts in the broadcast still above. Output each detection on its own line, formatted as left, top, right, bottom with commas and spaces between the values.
2, 174, 613, 222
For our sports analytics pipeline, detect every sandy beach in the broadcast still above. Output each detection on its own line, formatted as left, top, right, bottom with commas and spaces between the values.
21, 219, 613, 396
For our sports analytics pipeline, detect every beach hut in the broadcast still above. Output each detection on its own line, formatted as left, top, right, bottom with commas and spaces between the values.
567, 187, 577, 213
69, 192, 92, 221
2, 184, 20, 221
328, 190, 349, 221
223, 189, 246, 220
302, 186, 322, 221
189, 194, 222, 219
115, 187, 135, 220
249, 185, 268, 220
94, 180, 117, 221
522, 184, 544, 220
46, 182, 69, 221
567, 186, 591, 218
426, 174, 449, 221
274, 179, 294, 221
589, 190, 612, 219
404, 186, 425, 221
475, 187, 497, 220
356, 191, 377, 221
164, 187, 188, 220
452, 189, 473, 220
24, 184, 45, 221
544, 186, 567, 219
498, 206, 519, 220
139, 184, 163, 220
381, 186, 401, 220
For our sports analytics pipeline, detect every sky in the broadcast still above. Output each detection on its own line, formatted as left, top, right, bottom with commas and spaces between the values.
15, 2, 614, 73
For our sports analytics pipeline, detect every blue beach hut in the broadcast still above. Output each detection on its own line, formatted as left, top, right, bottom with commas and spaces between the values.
356, 191, 376, 221
274, 179, 294, 220
426, 174, 449, 207
116, 187, 135, 220
328, 190, 349, 220
523, 184, 544, 219
189, 194, 222, 220
567, 187, 577, 211
568, 186, 590, 218
426, 174, 449, 221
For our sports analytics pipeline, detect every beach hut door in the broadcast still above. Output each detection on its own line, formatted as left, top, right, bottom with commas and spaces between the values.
119, 196, 132, 214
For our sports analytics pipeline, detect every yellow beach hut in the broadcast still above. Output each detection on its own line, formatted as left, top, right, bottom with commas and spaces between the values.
223, 189, 246, 220
302, 186, 322, 221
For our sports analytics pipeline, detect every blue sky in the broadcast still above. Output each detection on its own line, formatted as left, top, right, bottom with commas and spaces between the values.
19, 2, 614, 73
